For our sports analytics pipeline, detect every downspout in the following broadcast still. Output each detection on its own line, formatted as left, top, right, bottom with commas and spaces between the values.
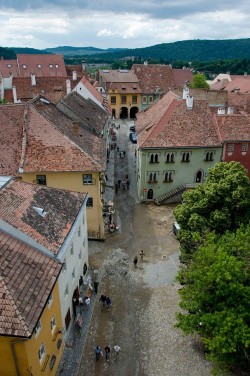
10, 338, 29, 376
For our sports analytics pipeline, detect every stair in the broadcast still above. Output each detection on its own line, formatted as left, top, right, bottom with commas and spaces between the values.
154, 184, 186, 205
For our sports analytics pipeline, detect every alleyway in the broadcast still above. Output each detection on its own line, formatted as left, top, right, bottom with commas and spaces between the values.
58, 119, 213, 376
76, 119, 212, 376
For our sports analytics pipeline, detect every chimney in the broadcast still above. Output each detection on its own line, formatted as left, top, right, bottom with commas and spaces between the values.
72, 122, 79, 135
66, 79, 71, 95
183, 87, 189, 99
144, 60, 148, 65
82, 61, 86, 72
227, 107, 234, 115
31, 73, 36, 86
244, 72, 247, 76
72, 71, 77, 81
218, 107, 226, 115
186, 95, 193, 110
12, 86, 18, 103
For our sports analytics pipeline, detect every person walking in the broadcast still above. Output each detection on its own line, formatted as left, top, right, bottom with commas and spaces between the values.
117, 179, 121, 188
113, 345, 121, 359
106, 296, 111, 311
140, 250, 145, 262
115, 183, 118, 193
95, 345, 102, 361
99, 294, 106, 311
126, 178, 130, 190
104, 346, 111, 361
133, 256, 138, 268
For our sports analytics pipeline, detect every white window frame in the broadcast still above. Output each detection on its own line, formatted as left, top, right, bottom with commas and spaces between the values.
38, 343, 46, 363
83, 174, 92, 185
50, 315, 56, 333
34, 320, 42, 338
47, 293, 53, 308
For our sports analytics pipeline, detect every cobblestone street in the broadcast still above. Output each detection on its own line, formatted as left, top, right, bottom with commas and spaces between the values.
58, 119, 213, 376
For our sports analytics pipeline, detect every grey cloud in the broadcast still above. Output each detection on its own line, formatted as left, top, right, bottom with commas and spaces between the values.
2, 0, 249, 19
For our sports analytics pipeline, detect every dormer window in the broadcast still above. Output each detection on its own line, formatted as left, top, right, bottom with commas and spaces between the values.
49, 64, 53, 68
23, 64, 27, 69
37, 64, 42, 68
7, 64, 12, 68
55, 64, 59, 68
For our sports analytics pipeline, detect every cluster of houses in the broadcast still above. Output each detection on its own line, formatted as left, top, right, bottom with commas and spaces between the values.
0, 53, 250, 375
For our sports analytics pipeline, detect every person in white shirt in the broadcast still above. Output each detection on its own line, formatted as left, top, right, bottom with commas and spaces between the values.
113, 345, 121, 358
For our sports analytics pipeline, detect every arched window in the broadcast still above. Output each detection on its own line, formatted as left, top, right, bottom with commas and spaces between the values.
149, 173, 153, 182
186, 152, 190, 162
210, 152, 213, 161
171, 153, 174, 162
155, 154, 159, 163
182, 153, 186, 162
153, 173, 157, 182
164, 172, 169, 181
150, 154, 154, 163
166, 154, 170, 163
169, 172, 172, 181
205, 152, 209, 161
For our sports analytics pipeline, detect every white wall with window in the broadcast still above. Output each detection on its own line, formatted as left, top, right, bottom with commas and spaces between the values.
56, 200, 89, 339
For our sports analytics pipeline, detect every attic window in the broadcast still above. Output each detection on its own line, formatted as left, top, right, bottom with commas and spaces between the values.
122, 87, 126, 90
23, 64, 27, 69
50, 64, 53, 68
32, 206, 48, 218
133, 87, 137, 90
55, 64, 59, 68
7, 64, 12, 68
37, 64, 41, 68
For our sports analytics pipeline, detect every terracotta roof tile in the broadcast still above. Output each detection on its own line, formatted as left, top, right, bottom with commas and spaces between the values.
0, 230, 61, 337
17, 54, 67, 77
132, 64, 175, 94
0, 104, 25, 174
100, 69, 139, 84
137, 91, 221, 148
0, 179, 87, 254
217, 114, 250, 141
172, 68, 194, 88
0, 59, 19, 78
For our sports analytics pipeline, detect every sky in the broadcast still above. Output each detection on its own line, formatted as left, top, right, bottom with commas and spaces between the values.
1, 1, 250, 50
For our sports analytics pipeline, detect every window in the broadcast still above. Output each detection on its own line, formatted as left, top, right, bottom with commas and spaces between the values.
34, 320, 42, 337
86, 197, 93, 207
7, 64, 12, 68
142, 96, 147, 104
48, 293, 53, 308
37, 175, 47, 185
241, 143, 248, 152
72, 268, 75, 281
121, 95, 126, 104
64, 284, 69, 299
22, 64, 27, 69
49, 64, 53, 68
132, 95, 137, 104
181, 152, 190, 162
150, 154, 159, 163
70, 244, 74, 256
83, 174, 92, 185
149, 96, 153, 103
62, 260, 67, 273
111, 96, 116, 104
228, 144, 234, 153
38, 343, 46, 363
205, 151, 214, 161
50, 355, 56, 370
50, 315, 56, 333
37, 64, 41, 68
166, 153, 175, 163
55, 64, 59, 68
164, 171, 173, 182
148, 172, 158, 183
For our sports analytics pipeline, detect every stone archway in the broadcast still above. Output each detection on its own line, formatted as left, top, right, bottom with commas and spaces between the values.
147, 188, 153, 199
120, 107, 128, 119
112, 109, 116, 118
130, 107, 139, 119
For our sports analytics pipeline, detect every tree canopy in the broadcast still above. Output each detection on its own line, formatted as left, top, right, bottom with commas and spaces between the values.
188, 73, 210, 89
174, 161, 250, 263
176, 226, 250, 374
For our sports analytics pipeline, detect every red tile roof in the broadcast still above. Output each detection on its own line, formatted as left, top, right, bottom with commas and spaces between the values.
132, 64, 175, 94
136, 91, 221, 148
100, 69, 139, 85
0, 179, 87, 255
12, 76, 81, 103
0, 59, 19, 78
17, 54, 67, 77
0, 230, 61, 337
172, 68, 194, 88
0, 104, 25, 174
216, 114, 250, 141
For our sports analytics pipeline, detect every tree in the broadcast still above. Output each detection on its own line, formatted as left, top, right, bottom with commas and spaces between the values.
176, 226, 250, 374
174, 162, 250, 263
189, 73, 210, 89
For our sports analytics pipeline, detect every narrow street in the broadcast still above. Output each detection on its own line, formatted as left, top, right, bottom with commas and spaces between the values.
76, 120, 212, 376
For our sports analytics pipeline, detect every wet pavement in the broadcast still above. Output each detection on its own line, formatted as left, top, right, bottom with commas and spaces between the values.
57, 119, 213, 376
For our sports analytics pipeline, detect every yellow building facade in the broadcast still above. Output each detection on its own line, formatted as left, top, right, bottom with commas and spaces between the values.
109, 88, 141, 119
0, 280, 64, 376
21, 170, 105, 240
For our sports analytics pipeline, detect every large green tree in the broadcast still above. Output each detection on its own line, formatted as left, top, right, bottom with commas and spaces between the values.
174, 162, 250, 263
176, 226, 250, 374
189, 73, 210, 89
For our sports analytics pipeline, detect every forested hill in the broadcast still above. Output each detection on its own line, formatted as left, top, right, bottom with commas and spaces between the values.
1, 38, 250, 62
82, 39, 250, 62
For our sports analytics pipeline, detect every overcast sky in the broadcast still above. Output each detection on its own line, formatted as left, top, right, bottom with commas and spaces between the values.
1, 1, 250, 50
